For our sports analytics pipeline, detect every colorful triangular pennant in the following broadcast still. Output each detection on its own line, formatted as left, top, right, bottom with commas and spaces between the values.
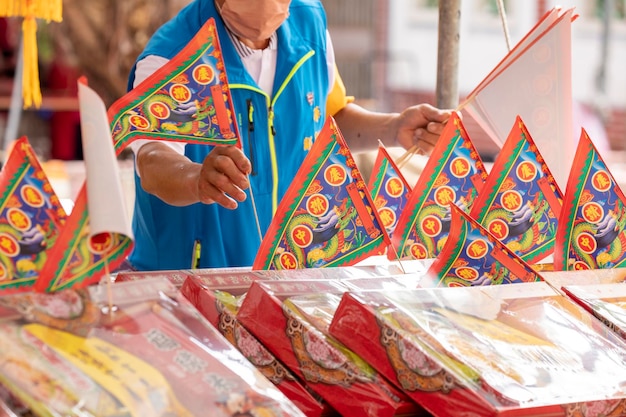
469, 116, 563, 264
554, 129, 626, 270
367, 141, 412, 239
423, 203, 543, 287
107, 17, 240, 154
253, 117, 389, 269
0, 137, 67, 293
390, 112, 488, 261
34, 80, 134, 292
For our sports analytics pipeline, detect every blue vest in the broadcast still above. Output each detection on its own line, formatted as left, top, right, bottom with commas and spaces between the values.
128, 0, 330, 270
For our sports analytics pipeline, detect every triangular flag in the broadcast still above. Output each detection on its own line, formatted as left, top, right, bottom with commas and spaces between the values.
461, 8, 576, 190
469, 116, 563, 264
390, 112, 488, 260
253, 117, 389, 269
423, 203, 542, 287
34, 80, 134, 292
554, 129, 626, 271
367, 141, 412, 238
0, 137, 67, 293
107, 17, 240, 154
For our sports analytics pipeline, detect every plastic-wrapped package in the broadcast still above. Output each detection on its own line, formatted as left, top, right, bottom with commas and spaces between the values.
0, 278, 305, 417
329, 282, 626, 416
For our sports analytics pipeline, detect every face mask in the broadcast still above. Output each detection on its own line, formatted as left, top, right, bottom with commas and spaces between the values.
219, 0, 290, 43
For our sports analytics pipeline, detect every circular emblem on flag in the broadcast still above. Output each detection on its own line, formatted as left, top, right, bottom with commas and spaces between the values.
324, 164, 347, 186
21, 184, 44, 208
291, 225, 313, 248
306, 194, 329, 217
129, 114, 150, 130
516, 161, 538, 182
487, 218, 509, 240
466, 239, 489, 259
169, 83, 192, 103
0, 263, 6, 281
149, 102, 171, 120
421, 215, 442, 237
89, 233, 114, 255
581, 202, 604, 224
455, 266, 479, 281
192, 64, 215, 85
385, 177, 404, 198
575, 231, 597, 254
450, 157, 471, 178
0, 233, 19, 257
573, 261, 590, 270
278, 252, 298, 269
591, 170, 612, 192
6, 208, 31, 232
434, 186, 456, 207
409, 243, 428, 260
378, 207, 396, 230
500, 190, 523, 212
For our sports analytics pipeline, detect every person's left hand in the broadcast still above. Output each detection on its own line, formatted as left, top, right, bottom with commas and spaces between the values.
395, 104, 454, 155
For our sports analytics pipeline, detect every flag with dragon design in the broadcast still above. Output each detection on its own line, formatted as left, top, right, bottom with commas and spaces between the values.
389, 111, 488, 261
422, 203, 543, 287
0, 137, 67, 293
554, 128, 626, 271
253, 117, 389, 269
107, 17, 240, 154
469, 116, 563, 264
34, 80, 134, 292
367, 141, 412, 239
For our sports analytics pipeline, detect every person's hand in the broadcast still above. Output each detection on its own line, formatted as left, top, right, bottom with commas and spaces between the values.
395, 104, 454, 155
197, 145, 252, 209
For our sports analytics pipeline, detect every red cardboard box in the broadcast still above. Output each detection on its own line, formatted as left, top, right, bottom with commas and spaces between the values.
237, 279, 424, 417
181, 274, 335, 417
329, 282, 626, 416
114, 269, 190, 287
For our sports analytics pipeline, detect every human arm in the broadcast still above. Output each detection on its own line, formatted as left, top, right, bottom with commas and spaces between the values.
333, 101, 453, 154
135, 142, 251, 209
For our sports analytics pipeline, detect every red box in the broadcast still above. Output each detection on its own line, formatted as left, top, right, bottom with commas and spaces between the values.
114, 269, 190, 287
181, 274, 334, 417
237, 279, 424, 417
329, 282, 626, 416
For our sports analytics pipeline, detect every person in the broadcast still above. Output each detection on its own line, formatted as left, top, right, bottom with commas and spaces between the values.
125, 0, 452, 271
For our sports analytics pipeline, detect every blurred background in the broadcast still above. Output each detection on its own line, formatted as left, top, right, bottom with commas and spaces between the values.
0, 0, 624, 206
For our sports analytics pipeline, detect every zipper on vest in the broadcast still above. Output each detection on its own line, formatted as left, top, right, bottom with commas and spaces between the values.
191, 239, 201, 269
246, 99, 257, 176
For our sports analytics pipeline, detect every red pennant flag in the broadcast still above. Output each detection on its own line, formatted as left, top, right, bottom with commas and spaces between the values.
0, 137, 67, 294
423, 203, 542, 287
554, 129, 626, 270
469, 116, 563, 264
253, 117, 389, 269
367, 141, 412, 238
34, 80, 134, 292
390, 112, 488, 261
107, 17, 240, 154
33, 185, 133, 292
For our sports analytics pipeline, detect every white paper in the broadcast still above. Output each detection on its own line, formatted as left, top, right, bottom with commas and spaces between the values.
77, 80, 134, 241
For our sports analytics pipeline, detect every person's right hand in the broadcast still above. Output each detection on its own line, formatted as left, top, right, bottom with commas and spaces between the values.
197, 145, 252, 209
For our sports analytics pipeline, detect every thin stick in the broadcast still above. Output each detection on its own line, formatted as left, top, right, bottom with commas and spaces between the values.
496, 0, 512, 52
395, 144, 419, 167
387, 243, 407, 275
104, 259, 113, 318
247, 179, 263, 244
